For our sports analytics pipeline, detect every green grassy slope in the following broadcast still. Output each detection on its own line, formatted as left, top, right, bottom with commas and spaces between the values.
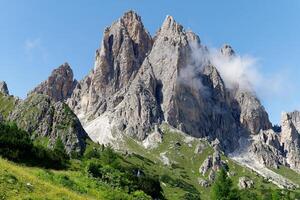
123, 125, 282, 199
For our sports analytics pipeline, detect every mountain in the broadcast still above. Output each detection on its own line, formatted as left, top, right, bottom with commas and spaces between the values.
64, 11, 272, 154
1, 10, 300, 200
0, 82, 89, 155
0, 81, 9, 95
29, 62, 77, 102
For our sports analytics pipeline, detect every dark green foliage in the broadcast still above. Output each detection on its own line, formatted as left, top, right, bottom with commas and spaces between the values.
0, 122, 32, 161
83, 145, 101, 159
100, 145, 118, 167
85, 147, 164, 199
182, 192, 201, 200
0, 122, 69, 169
211, 168, 239, 200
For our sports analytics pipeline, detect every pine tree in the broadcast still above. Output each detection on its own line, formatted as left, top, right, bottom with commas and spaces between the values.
211, 168, 239, 200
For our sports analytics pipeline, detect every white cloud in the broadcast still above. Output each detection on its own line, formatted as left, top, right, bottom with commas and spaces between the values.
24, 38, 48, 62
25, 38, 42, 51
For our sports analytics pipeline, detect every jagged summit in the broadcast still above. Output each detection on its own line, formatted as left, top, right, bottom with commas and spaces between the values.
63, 11, 274, 153
221, 44, 235, 57
28, 62, 76, 102
161, 15, 184, 33
0, 81, 9, 95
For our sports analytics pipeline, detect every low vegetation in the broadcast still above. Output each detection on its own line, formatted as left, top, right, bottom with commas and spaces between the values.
0, 122, 300, 199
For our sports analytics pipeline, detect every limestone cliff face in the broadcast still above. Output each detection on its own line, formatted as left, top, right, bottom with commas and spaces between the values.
29, 63, 76, 102
9, 94, 89, 154
66, 11, 273, 153
220, 45, 272, 135
0, 81, 9, 95
67, 11, 152, 120
280, 111, 300, 173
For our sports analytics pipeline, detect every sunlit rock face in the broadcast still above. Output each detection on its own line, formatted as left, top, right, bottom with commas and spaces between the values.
65, 11, 273, 153
29, 62, 76, 102
280, 111, 300, 173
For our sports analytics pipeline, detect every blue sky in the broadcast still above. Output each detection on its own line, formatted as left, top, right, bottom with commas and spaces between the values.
0, 0, 299, 124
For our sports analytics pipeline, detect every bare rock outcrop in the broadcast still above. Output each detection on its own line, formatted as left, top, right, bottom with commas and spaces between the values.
29, 63, 76, 102
199, 156, 212, 175
0, 81, 9, 95
9, 94, 89, 154
280, 111, 300, 173
250, 130, 286, 168
238, 177, 254, 189
198, 178, 210, 187
66, 11, 272, 154
67, 11, 152, 120
232, 89, 272, 134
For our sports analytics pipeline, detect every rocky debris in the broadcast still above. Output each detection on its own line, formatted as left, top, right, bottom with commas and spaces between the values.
250, 130, 286, 168
280, 111, 300, 173
208, 170, 216, 181
199, 156, 212, 175
29, 63, 76, 102
160, 152, 170, 166
238, 177, 254, 189
142, 125, 163, 149
212, 150, 222, 171
194, 143, 206, 154
0, 81, 9, 95
9, 94, 89, 154
198, 178, 210, 187
199, 149, 225, 177
228, 171, 236, 177
229, 137, 299, 189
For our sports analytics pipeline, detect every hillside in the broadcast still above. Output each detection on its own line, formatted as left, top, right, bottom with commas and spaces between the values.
1, 10, 300, 200
1, 124, 300, 200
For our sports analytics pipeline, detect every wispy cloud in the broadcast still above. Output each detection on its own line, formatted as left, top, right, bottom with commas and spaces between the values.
25, 38, 42, 51
24, 38, 48, 62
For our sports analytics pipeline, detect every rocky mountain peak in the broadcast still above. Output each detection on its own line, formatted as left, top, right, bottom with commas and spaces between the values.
157, 15, 185, 41
0, 81, 9, 95
280, 111, 300, 173
29, 62, 76, 102
221, 44, 235, 57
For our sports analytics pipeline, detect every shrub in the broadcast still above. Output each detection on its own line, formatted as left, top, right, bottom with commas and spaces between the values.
0, 122, 69, 169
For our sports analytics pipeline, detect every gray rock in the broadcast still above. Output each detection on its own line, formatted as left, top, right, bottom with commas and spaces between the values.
198, 178, 210, 187
221, 44, 235, 57
29, 63, 76, 102
67, 10, 152, 121
194, 143, 206, 154
212, 150, 222, 171
250, 129, 286, 168
280, 111, 300, 173
199, 156, 212, 175
208, 170, 216, 181
232, 88, 272, 135
238, 177, 254, 189
0, 81, 9, 95
65, 11, 273, 155
9, 94, 89, 154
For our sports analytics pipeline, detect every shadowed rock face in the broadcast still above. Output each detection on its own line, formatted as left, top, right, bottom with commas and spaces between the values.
29, 63, 76, 102
0, 81, 9, 95
9, 94, 89, 154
